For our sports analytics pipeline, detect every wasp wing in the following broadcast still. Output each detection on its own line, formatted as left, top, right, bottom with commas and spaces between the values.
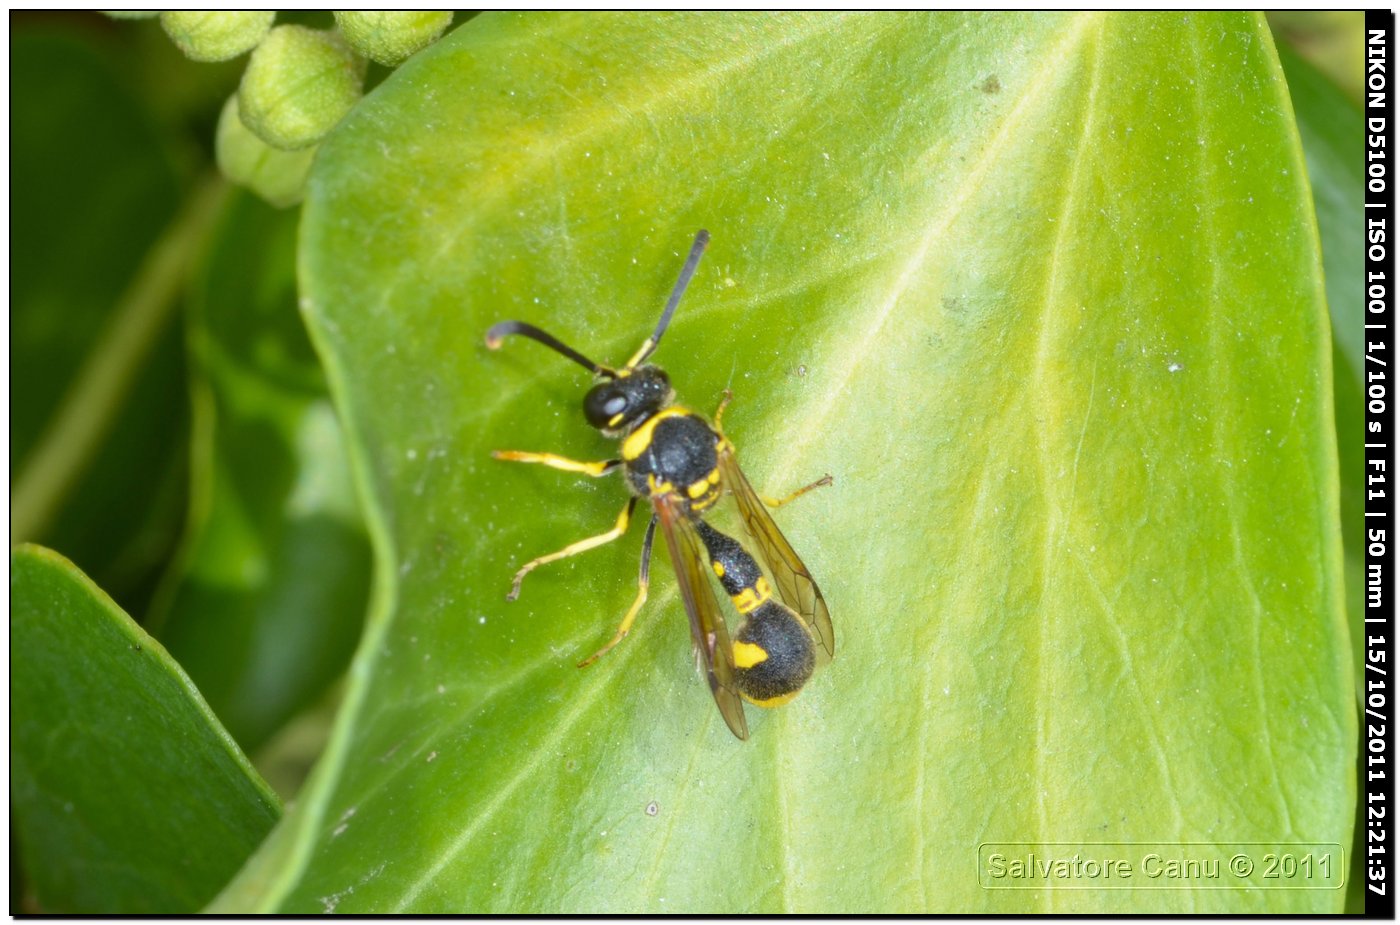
717, 448, 834, 663
656, 496, 749, 740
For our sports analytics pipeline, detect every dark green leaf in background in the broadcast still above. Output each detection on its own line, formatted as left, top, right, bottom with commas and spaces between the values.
214, 11, 1353, 913
1269, 11, 1366, 106
149, 191, 372, 754
11, 546, 280, 913
12, 28, 188, 615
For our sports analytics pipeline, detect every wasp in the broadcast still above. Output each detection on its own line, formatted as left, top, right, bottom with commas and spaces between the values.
484, 230, 833, 740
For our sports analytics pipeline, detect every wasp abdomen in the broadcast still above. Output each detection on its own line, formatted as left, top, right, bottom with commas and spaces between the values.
731, 601, 816, 707
696, 519, 763, 598
695, 520, 816, 706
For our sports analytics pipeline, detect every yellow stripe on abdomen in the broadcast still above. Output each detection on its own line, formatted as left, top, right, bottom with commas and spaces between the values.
732, 641, 768, 669
730, 576, 771, 614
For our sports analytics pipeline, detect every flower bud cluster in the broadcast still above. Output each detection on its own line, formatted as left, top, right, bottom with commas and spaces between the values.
105, 11, 455, 207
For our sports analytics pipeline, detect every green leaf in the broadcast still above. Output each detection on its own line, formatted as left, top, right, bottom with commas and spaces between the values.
1277, 45, 1365, 662
1274, 41, 1366, 913
10, 29, 189, 612
151, 190, 372, 753
11, 545, 280, 913
1279, 45, 1364, 386
220, 12, 1353, 912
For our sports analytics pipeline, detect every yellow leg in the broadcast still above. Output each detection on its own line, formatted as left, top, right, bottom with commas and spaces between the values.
579, 514, 657, 666
761, 474, 833, 509
578, 582, 648, 667
712, 388, 733, 433
492, 450, 620, 477
507, 498, 636, 601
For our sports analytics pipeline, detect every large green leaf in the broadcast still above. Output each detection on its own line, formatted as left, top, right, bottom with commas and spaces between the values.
11, 545, 280, 913
218, 12, 1352, 912
150, 191, 371, 753
1280, 44, 1364, 388
1278, 42, 1365, 676
1274, 40, 1366, 913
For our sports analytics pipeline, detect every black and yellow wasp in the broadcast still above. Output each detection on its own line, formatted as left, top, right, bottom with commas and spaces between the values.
484, 230, 833, 739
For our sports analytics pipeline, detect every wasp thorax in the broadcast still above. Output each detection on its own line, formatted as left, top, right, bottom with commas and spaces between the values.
583, 365, 673, 432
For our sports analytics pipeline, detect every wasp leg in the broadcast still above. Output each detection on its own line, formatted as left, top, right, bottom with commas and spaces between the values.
491, 451, 621, 477
712, 388, 734, 433
578, 513, 658, 667
760, 474, 833, 508
507, 497, 637, 601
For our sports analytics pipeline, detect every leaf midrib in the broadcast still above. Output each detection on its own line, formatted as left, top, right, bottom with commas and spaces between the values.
762, 11, 1105, 914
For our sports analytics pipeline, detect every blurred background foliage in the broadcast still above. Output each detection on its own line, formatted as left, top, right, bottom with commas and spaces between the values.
8, 10, 1367, 913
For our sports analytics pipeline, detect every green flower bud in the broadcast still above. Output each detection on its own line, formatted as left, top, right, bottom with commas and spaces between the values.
101, 11, 159, 19
216, 95, 316, 208
239, 25, 365, 151
333, 11, 453, 66
160, 11, 275, 62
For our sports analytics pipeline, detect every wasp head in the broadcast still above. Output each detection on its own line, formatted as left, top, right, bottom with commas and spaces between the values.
583, 365, 673, 435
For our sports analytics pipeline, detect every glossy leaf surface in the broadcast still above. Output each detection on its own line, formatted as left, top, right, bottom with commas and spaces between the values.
219, 12, 1352, 913
11, 546, 280, 913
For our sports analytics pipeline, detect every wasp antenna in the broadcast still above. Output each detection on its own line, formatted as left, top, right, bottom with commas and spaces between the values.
485, 320, 613, 377
625, 229, 710, 369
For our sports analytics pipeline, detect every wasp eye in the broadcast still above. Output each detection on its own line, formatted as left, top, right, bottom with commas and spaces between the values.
584, 384, 628, 429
